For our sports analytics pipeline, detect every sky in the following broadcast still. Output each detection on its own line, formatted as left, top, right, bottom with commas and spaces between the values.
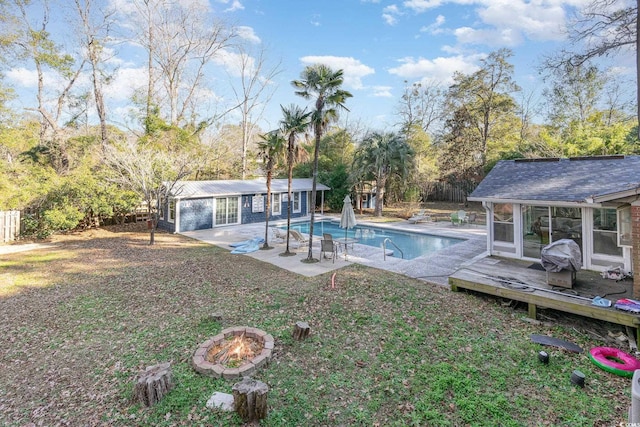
223, 0, 635, 130
4, 0, 637, 133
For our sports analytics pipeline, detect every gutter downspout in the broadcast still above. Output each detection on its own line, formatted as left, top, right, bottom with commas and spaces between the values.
482, 201, 492, 254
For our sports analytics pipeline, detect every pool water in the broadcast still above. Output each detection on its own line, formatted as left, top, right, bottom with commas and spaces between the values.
283, 220, 463, 260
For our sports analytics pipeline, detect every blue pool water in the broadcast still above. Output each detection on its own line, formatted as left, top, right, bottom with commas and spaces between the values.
282, 220, 463, 260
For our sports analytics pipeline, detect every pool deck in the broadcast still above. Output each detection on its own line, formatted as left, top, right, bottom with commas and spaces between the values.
180, 215, 487, 286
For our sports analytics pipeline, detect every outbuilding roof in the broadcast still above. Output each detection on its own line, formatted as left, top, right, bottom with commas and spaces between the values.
468, 155, 640, 204
169, 178, 330, 199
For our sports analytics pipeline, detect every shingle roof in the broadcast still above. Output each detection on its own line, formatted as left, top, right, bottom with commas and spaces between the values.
169, 178, 330, 198
469, 155, 640, 203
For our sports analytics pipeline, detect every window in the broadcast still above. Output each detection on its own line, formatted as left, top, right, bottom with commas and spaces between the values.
618, 205, 632, 247
272, 193, 281, 215
594, 208, 622, 256
168, 199, 176, 223
522, 205, 548, 258
292, 192, 301, 213
493, 203, 514, 243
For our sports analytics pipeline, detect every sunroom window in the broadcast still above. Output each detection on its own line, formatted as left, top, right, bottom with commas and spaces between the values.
493, 203, 514, 243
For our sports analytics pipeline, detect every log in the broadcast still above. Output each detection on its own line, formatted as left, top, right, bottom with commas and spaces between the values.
134, 362, 173, 407
232, 377, 269, 422
292, 321, 310, 341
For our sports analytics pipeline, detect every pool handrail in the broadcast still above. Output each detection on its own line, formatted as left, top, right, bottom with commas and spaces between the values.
383, 238, 404, 260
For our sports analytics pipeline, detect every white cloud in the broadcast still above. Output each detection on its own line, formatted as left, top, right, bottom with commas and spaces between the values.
6, 68, 39, 88
399, 0, 573, 47
403, 0, 443, 13
475, 0, 567, 42
382, 13, 397, 26
212, 49, 253, 77
104, 67, 148, 101
299, 56, 375, 90
382, 4, 401, 25
237, 26, 261, 44
420, 14, 446, 35
454, 27, 522, 47
371, 86, 393, 97
388, 54, 484, 85
217, 0, 244, 12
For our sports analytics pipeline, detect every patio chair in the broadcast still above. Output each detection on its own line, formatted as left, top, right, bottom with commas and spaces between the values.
457, 210, 468, 223
450, 212, 462, 226
320, 239, 337, 263
288, 229, 309, 249
466, 212, 477, 226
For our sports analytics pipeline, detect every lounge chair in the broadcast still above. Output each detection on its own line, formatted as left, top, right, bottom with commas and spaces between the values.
288, 229, 309, 249
271, 227, 287, 241
408, 209, 430, 224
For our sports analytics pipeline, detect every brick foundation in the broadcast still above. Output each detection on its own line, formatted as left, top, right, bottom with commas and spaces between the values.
632, 205, 640, 298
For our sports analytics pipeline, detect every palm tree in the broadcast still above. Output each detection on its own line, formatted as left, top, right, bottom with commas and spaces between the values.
279, 104, 311, 256
256, 130, 286, 249
353, 131, 414, 217
292, 64, 352, 262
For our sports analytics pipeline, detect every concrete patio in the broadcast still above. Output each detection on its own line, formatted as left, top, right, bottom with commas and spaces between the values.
180, 216, 487, 286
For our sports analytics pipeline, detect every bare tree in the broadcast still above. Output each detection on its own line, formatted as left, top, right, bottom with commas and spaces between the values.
229, 45, 281, 179
123, 0, 238, 132
104, 137, 193, 245
546, 0, 639, 138
396, 80, 445, 135
7, 0, 86, 172
73, 0, 116, 147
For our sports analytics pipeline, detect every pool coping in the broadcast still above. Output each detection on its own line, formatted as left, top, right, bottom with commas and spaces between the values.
180, 215, 488, 286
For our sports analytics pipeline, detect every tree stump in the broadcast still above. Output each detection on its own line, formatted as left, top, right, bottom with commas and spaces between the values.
134, 362, 174, 407
292, 321, 310, 340
232, 377, 269, 422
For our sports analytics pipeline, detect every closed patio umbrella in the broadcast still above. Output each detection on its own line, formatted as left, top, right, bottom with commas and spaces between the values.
339, 195, 357, 259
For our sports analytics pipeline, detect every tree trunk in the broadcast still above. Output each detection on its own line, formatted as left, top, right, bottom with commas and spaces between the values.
134, 362, 173, 407
292, 321, 310, 340
306, 121, 321, 261
232, 377, 269, 422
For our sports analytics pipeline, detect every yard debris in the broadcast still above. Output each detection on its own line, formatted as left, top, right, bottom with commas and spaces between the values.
530, 334, 583, 353
601, 266, 629, 281
608, 331, 628, 342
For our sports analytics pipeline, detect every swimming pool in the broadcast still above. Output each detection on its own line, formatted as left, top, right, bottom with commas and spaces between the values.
282, 220, 464, 260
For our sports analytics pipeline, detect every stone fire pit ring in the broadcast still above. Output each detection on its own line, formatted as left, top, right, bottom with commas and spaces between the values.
192, 326, 274, 379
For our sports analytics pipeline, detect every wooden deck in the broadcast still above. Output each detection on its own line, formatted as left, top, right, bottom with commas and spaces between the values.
449, 256, 640, 341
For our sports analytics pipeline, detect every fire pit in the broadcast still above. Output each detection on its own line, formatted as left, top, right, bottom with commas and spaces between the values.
192, 326, 274, 379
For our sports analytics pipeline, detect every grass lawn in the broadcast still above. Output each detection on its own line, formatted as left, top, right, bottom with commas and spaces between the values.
0, 224, 631, 426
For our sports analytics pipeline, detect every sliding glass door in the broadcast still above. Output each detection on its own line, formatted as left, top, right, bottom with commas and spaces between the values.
214, 197, 239, 225
522, 206, 582, 259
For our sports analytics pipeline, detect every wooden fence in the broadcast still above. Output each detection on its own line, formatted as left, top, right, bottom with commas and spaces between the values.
422, 181, 477, 204
1, 210, 20, 243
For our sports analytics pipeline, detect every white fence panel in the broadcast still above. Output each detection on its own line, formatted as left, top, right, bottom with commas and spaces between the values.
1, 210, 20, 243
